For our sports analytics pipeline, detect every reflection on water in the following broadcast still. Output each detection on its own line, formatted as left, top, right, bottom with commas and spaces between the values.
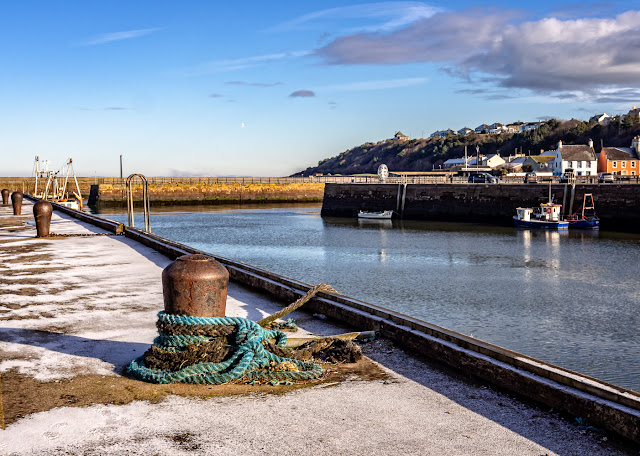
101, 204, 640, 392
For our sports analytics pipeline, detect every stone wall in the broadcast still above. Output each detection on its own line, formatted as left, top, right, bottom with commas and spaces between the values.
321, 183, 640, 231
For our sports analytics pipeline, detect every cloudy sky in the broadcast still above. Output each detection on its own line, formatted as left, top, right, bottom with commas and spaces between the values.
2, 1, 639, 176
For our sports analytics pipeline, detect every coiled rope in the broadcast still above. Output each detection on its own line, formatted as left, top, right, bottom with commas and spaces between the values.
127, 312, 323, 384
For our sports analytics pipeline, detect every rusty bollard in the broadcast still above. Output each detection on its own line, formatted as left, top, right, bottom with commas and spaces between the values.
10, 191, 23, 215
33, 200, 53, 237
162, 254, 229, 317
1, 189, 9, 205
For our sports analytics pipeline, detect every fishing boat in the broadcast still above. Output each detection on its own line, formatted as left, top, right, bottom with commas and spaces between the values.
514, 183, 568, 229
514, 204, 569, 229
33, 156, 83, 210
358, 210, 393, 219
564, 193, 599, 229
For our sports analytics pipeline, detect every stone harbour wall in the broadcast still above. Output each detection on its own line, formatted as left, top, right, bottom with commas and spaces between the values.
321, 183, 640, 232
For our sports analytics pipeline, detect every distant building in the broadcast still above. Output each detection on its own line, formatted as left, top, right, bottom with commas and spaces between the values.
394, 131, 409, 141
457, 127, 474, 136
522, 155, 554, 172
520, 122, 540, 132
589, 113, 611, 124
503, 156, 526, 172
443, 157, 471, 169
474, 124, 490, 134
430, 129, 455, 138
544, 140, 597, 176
488, 122, 503, 134
481, 153, 505, 168
597, 136, 640, 176
625, 106, 640, 121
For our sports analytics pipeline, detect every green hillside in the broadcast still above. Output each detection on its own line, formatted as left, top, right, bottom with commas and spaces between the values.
293, 117, 640, 176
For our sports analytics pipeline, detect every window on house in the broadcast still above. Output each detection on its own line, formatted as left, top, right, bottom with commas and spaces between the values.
578, 161, 583, 168
621, 161, 627, 168
632, 171, 636, 176
632, 161, 637, 168
612, 161, 617, 168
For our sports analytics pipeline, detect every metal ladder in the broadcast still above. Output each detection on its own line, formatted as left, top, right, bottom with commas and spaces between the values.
126, 174, 150, 232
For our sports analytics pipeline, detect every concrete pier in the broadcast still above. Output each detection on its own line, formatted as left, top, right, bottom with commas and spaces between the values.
0, 200, 637, 454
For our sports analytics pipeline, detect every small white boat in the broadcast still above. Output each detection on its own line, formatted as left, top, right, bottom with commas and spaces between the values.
358, 210, 393, 219
56, 199, 82, 210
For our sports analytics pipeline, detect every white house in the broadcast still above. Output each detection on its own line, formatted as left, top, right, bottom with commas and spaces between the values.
488, 122, 504, 134
474, 124, 489, 134
443, 157, 472, 169
543, 140, 597, 176
394, 131, 409, 141
457, 127, 474, 136
589, 113, 611, 124
482, 154, 506, 168
430, 129, 455, 138
520, 122, 540, 132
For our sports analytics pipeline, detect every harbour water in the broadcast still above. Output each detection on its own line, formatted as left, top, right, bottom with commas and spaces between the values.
97, 203, 640, 392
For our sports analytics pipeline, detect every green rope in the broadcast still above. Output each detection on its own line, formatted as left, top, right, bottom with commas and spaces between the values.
127, 312, 323, 384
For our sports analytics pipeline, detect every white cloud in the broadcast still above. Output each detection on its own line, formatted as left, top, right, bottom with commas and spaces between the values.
81, 28, 161, 46
267, 2, 442, 34
320, 77, 427, 92
178, 50, 312, 75
316, 9, 640, 100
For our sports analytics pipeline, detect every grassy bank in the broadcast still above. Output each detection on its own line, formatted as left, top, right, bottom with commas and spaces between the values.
90, 182, 325, 206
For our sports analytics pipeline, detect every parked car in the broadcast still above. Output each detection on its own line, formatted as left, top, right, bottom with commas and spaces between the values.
525, 172, 553, 183
598, 173, 614, 183
468, 172, 497, 183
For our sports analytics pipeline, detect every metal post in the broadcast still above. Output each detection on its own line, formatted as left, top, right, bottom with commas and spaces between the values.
120, 155, 123, 183
162, 254, 229, 317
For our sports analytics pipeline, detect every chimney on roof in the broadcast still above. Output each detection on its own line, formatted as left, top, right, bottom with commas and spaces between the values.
557, 140, 562, 150
588, 138, 594, 149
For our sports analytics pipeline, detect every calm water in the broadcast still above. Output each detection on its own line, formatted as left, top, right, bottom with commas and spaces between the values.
98, 204, 640, 392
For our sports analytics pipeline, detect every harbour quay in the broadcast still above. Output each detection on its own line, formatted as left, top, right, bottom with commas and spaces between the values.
322, 182, 640, 232
1, 198, 639, 454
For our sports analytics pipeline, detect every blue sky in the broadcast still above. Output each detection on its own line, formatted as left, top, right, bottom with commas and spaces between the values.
2, 1, 639, 177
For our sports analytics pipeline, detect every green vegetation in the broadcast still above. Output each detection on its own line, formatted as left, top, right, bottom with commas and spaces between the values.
293, 118, 640, 176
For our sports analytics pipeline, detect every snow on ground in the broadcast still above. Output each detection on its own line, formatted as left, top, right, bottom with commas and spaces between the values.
0, 202, 631, 455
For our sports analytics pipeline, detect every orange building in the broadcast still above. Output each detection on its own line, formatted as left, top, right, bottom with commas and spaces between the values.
597, 136, 640, 176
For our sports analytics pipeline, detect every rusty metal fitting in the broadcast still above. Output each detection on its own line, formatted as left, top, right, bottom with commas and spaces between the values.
1, 189, 9, 205
162, 254, 229, 317
33, 200, 53, 237
10, 191, 23, 215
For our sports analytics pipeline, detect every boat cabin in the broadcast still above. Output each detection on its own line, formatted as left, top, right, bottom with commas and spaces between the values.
538, 203, 562, 221
516, 208, 532, 221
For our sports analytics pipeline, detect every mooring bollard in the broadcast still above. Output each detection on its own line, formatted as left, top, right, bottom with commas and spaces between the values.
33, 200, 53, 237
1, 189, 9, 205
162, 254, 229, 317
10, 192, 23, 216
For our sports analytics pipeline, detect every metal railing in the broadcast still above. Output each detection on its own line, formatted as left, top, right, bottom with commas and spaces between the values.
126, 174, 150, 232
2, 175, 640, 187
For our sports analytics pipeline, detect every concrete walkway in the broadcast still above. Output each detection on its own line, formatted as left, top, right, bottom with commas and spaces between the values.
0, 201, 633, 455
